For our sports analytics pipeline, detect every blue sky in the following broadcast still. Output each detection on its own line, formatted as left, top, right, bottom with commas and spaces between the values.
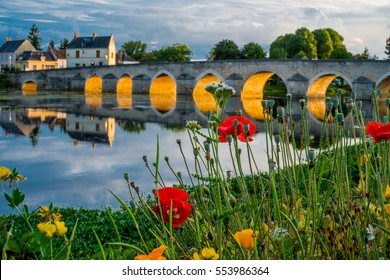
0, 0, 389, 58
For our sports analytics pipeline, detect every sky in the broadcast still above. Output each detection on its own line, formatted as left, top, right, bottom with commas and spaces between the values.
0, 0, 389, 59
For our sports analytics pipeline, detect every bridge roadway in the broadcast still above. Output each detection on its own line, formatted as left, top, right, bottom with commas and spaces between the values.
8, 59, 390, 101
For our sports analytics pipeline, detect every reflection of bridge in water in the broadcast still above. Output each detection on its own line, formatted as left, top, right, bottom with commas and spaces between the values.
1, 91, 386, 148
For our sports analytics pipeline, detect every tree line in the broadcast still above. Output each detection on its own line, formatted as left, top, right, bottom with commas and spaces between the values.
26, 23, 390, 62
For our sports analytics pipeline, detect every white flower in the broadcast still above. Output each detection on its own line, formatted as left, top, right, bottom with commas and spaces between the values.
366, 224, 379, 241
273, 227, 289, 241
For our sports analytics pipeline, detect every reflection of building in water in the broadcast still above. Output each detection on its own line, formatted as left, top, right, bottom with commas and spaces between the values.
66, 114, 115, 147
0, 110, 37, 137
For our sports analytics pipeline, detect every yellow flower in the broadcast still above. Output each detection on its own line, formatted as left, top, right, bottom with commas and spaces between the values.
193, 248, 219, 260
37, 206, 50, 218
234, 229, 259, 250
135, 245, 167, 260
0, 166, 11, 181
385, 185, 390, 199
385, 204, 390, 216
54, 220, 68, 236
37, 222, 57, 238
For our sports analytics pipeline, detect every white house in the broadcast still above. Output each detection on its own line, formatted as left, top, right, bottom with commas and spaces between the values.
0, 38, 36, 70
66, 32, 116, 68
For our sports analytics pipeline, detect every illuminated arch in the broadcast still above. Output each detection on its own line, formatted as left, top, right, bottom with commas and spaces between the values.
193, 71, 224, 114
117, 74, 132, 108
149, 72, 177, 113
377, 73, 390, 118
21, 81, 37, 96
241, 71, 275, 121
306, 73, 351, 121
85, 75, 103, 94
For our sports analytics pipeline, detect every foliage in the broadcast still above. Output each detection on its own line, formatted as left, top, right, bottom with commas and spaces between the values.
155, 43, 192, 62
0, 74, 12, 90
27, 23, 42, 51
386, 37, 390, 59
208, 39, 241, 60
354, 47, 370, 59
59, 38, 70, 50
313, 29, 333, 59
122, 40, 148, 61
240, 42, 266, 59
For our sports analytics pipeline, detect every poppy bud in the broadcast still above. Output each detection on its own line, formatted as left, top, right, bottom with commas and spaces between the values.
124, 172, 129, 182
226, 135, 233, 143
269, 99, 275, 108
374, 89, 381, 96
308, 149, 316, 161
286, 93, 292, 101
142, 155, 148, 164
261, 100, 269, 107
276, 106, 285, 116
299, 99, 306, 109
229, 194, 237, 208
233, 119, 239, 128
336, 113, 344, 124
164, 156, 169, 162
274, 134, 280, 144
337, 88, 343, 96
176, 139, 181, 145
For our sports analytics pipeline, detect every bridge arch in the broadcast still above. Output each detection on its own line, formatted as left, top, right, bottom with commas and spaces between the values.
376, 72, 390, 118
241, 71, 286, 121
21, 80, 37, 91
85, 74, 103, 94
149, 71, 177, 113
306, 72, 352, 121
193, 70, 225, 114
116, 74, 133, 108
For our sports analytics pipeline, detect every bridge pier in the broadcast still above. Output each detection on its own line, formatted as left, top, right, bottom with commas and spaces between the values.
352, 77, 374, 100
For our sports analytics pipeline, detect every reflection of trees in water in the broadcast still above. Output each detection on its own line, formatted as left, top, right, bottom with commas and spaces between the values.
161, 124, 186, 133
120, 120, 146, 134
29, 125, 40, 147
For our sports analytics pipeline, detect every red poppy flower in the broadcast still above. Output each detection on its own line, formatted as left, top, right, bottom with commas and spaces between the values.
153, 187, 191, 228
366, 122, 390, 143
218, 116, 256, 142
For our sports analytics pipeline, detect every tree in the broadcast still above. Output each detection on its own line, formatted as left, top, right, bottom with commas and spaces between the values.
208, 39, 240, 60
27, 23, 42, 50
240, 42, 266, 59
354, 47, 370, 59
313, 29, 333, 59
291, 27, 317, 59
155, 43, 192, 62
48, 40, 55, 50
122, 40, 148, 61
59, 38, 70, 50
269, 35, 290, 58
385, 37, 390, 59
325, 28, 353, 59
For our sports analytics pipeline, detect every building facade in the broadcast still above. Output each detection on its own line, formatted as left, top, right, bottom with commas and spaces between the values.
0, 38, 36, 70
66, 32, 116, 68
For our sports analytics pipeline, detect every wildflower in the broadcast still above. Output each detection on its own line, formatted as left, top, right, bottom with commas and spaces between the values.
366, 224, 380, 241
234, 229, 259, 250
37, 222, 57, 238
193, 248, 219, 260
218, 116, 256, 142
153, 187, 191, 228
366, 122, 390, 143
186, 120, 202, 131
385, 185, 390, 199
385, 204, 390, 216
54, 220, 68, 236
0, 166, 11, 181
273, 227, 289, 241
135, 245, 167, 260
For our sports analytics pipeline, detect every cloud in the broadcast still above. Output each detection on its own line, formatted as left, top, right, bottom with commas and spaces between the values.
0, 0, 388, 57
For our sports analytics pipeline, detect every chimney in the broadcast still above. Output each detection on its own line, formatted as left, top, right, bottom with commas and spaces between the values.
74, 32, 79, 39
117, 49, 123, 62
14, 36, 19, 41
5, 37, 10, 42
93, 32, 97, 39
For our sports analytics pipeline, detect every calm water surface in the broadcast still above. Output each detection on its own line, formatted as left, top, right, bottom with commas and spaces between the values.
0, 91, 280, 214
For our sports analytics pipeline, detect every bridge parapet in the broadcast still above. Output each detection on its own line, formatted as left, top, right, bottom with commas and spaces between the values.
7, 59, 390, 100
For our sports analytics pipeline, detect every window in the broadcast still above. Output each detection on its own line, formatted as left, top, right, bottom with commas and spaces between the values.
76, 50, 80, 58
96, 123, 100, 132
111, 52, 114, 58
96, 50, 100, 58
75, 122, 80, 130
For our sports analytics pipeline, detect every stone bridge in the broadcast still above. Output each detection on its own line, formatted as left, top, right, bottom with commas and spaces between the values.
8, 59, 390, 99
